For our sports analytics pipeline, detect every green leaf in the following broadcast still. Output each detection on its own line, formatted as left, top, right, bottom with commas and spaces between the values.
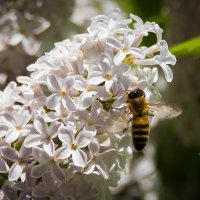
170, 36, 200, 57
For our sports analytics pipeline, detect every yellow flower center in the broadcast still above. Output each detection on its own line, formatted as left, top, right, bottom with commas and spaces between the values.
105, 72, 112, 80
18, 159, 25, 165
123, 49, 128, 53
16, 126, 22, 131
61, 90, 67, 96
86, 86, 93, 92
92, 156, 96, 161
124, 55, 135, 64
88, 120, 94, 126
71, 144, 77, 151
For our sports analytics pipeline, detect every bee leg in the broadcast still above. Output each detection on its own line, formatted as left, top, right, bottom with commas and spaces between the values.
122, 118, 132, 133
123, 127, 129, 133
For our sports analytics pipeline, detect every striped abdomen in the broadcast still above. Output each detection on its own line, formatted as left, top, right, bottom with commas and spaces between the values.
132, 116, 150, 151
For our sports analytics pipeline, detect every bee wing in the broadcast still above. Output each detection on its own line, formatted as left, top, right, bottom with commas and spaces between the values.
97, 115, 129, 133
148, 104, 182, 119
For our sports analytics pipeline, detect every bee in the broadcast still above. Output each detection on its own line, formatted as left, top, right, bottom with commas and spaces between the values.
106, 88, 182, 151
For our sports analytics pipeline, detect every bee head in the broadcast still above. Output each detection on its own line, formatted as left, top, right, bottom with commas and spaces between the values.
128, 89, 145, 99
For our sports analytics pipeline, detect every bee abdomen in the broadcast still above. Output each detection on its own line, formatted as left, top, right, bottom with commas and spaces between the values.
132, 117, 150, 151
132, 130, 149, 151
132, 117, 150, 129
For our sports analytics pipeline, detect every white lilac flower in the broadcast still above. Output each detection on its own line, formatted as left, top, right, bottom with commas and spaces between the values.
75, 99, 103, 132
46, 74, 77, 111
44, 103, 75, 127
88, 52, 130, 94
1, 145, 31, 181
73, 75, 97, 110
153, 40, 176, 82
24, 115, 61, 154
58, 126, 93, 167
0, 140, 9, 173
106, 32, 145, 65
27, 52, 68, 84
0, 81, 19, 111
54, 39, 82, 63
0, 73, 7, 85
84, 140, 116, 179
132, 67, 159, 100
15, 86, 45, 113
13, 167, 37, 200
115, 135, 132, 169
0, 109, 32, 143
31, 146, 66, 182
134, 40, 176, 82
130, 14, 163, 46
88, 8, 131, 40
33, 172, 64, 200
0, 11, 50, 55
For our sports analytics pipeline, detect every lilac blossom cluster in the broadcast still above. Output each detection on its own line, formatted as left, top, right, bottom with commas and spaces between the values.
0, 9, 176, 199
0, 10, 50, 56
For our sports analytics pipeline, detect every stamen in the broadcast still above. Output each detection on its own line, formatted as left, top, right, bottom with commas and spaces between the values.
71, 144, 77, 150
86, 86, 93, 92
61, 90, 67, 96
105, 72, 112, 80
16, 126, 22, 131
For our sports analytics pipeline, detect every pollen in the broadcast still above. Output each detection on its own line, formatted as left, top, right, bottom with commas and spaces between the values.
123, 49, 128, 53
61, 90, 67, 96
18, 159, 25, 165
92, 156, 96, 161
86, 86, 93, 92
105, 72, 112, 80
16, 126, 22, 131
71, 143, 77, 151
88, 120, 94, 126
125, 55, 135, 64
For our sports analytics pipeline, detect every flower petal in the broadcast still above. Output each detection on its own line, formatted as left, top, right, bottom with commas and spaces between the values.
48, 122, 60, 138
0, 157, 9, 172
77, 131, 91, 148
5, 130, 20, 144
32, 185, 47, 197
106, 37, 122, 50
88, 140, 100, 155
95, 161, 109, 179
22, 36, 41, 56
1, 147, 19, 162
73, 75, 87, 91
24, 134, 43, 148
55, 146, 72, 159
72, 149, 87, 167
8, 163, 23, 181
47, 74, 62, 92
43, 140, 55, 156
31, 163, 49, 178
34, 115, 47, 135
160, 64, 173, 82
62, 76, 75, 90
58, 126, 74, 145
114, 51, 126, 66
51, 163, 65, 182
62, 96, 76, 111
77, 92, 93, 111
0, 124, 9, 137
32, 147, 50, 163
46, 93, 60, 109
87, 71, 104, 85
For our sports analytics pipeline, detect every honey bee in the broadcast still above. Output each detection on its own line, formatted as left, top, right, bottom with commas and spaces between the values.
106, 88, 182, 151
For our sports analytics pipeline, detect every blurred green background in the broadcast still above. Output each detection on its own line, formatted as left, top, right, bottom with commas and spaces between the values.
0, 0, 200, 199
